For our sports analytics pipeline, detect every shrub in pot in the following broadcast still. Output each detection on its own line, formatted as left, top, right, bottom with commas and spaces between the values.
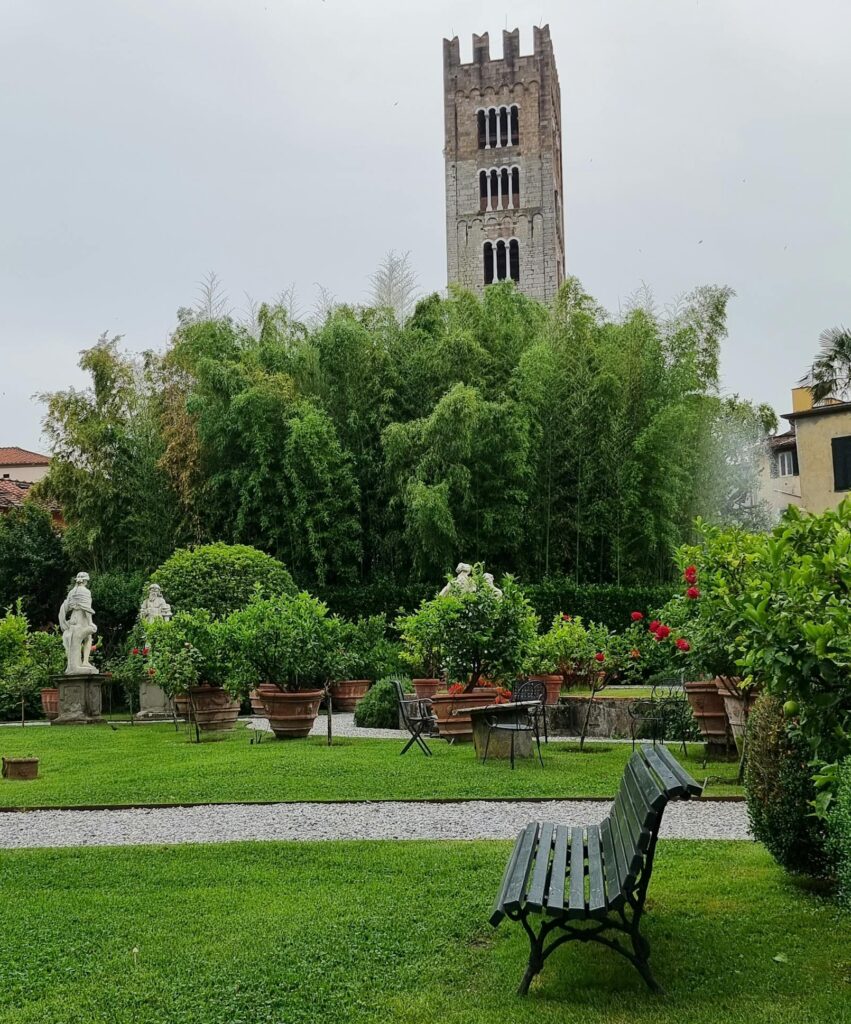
331, 614, 397, 711
744, 694, 829, 876
147, 612, 240, 735
228, 592, 344, 739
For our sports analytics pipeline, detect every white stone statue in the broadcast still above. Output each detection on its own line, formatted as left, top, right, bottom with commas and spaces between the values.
139, 583, 172, 624
58, 572, 98, 675
439, 562, 502, 598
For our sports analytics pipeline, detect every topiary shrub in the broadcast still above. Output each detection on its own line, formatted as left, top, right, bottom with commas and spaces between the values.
744, 694, 828, 876
828, 757, 851, 907
150, 544, 295, 619
354, 677, 411, 730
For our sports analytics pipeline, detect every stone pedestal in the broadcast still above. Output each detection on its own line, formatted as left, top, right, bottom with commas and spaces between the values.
470, 704, 533, 760
52, 674, 106, 725
135, 681, 174, 721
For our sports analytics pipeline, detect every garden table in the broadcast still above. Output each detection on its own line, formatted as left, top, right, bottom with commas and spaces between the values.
468, 701, 540, 761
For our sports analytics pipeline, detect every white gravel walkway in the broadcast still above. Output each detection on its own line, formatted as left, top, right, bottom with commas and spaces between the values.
0, 798, 750, 849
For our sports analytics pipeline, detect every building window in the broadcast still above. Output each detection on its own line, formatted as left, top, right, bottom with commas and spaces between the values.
832, 435, 851, 490
483, 239, 520, 285
512, 167, 520, 207
478, 166, 520, 210
477, 105, 520, 149
777, 450, 797, 477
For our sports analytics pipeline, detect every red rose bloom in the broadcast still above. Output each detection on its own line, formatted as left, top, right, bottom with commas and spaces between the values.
676, 638, 691, 652
649, 620, 661, 634
686, 586, 700, 600
142, 647, 150, 656
594, 652, 605, 662
655, 624, 671, 640
684, 565, 697, 584
562, 613, 572, 622
132, 647, 140, 655
630, 611, 644, 622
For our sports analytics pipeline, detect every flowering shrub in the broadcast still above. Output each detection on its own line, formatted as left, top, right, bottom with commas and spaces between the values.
528, 614, 612, 687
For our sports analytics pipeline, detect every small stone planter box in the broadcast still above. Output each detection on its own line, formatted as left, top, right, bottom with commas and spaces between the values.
546, 696, 635, 739
2, 756, 39, 781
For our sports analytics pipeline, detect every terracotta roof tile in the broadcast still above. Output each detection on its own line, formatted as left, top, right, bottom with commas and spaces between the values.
0, 446, 50, 466
0, 479, 32, 509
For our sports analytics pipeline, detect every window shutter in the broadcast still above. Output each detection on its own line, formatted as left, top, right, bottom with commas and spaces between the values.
831, 436, 851, 491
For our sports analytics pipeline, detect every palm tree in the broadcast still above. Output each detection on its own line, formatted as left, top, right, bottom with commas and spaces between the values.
800, 326, 851, 402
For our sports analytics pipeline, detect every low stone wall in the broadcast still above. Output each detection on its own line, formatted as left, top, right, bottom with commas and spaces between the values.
547, 696, 636, 739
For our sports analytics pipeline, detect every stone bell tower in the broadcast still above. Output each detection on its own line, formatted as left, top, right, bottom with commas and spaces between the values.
443, 26, 565, 302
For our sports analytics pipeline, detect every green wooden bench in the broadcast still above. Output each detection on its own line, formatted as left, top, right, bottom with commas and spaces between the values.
490, 744, 702, 995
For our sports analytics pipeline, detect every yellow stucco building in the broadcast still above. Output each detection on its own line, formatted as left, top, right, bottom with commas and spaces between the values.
758, 388, 851, 516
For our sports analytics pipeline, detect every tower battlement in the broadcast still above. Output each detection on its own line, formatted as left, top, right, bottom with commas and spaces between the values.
442, 25, 564, 303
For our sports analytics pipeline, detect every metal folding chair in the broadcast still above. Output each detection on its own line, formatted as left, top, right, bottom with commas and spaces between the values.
394, 680, 437, 756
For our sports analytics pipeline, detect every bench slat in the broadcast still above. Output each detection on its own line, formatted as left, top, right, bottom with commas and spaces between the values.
651, 743, 703, 797
545, 824, 569, 917
525, 821, 555, 912
615, 774, 649, 854
641, 744, 685, 797
502, 822, 540, 913
599, 817, 625, 910
489, 827, 526, 925
586, 824, 606, 916
567, 826, 586, 919
611, 800, 643, 887
626, 752, 668, 814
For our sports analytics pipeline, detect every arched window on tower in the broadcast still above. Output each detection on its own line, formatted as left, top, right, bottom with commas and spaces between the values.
496, 240, 507, 281
488, 108, 498, 150
479, 170, 488, 211
489, 169, 499, 210
483, 241, 494, 285
511, 167, 520, 207
509, 239, 520, 283
500, 168, 510, 209
510, 105, 519, 146
499, 107, 509, 147
477, 110, 486, 149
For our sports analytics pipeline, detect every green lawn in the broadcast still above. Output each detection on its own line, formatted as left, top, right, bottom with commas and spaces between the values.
0, 840, 847, 1023
0, 723, 741, 807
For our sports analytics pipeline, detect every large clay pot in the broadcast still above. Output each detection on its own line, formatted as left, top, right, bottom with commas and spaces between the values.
715, 676, 758, 755
2, 756, 39, 780
685, 680, 732, 751
330, 679, 371, 712
258, 685, 323, 739
174, 694, 192, 721
40, 688, 59, 721
431, 688, 498, 743
187, 685, 240, 734
531, 674, 562, 706
249, 689, 266, 716
412, 678, 442, 701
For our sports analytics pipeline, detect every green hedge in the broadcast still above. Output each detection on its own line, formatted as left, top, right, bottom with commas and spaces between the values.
829, 757, 851, 907
744, 695, 828, 876
318, 577, 675, 633
354, 677, 411, 730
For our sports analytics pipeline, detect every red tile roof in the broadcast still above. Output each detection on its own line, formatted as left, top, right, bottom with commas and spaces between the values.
0, 446, 50, 466
0, 479, 33, 509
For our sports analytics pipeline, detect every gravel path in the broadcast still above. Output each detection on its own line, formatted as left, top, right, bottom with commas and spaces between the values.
0, 798, 750, 849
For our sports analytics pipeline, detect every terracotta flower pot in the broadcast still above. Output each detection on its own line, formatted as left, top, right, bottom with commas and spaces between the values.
330, 679, 371, 712
249, 689, 266, 716
258, 685, 323, 739
2, 757, 39, 781
714, 676, 758, 755
685, 680, 732, 751
187, 685, 240, 734
431, 689, 498, 743
175, 694, 192, 721
412, 678, 442, 700
531, 674, 562, 705
40, 688, 60, 721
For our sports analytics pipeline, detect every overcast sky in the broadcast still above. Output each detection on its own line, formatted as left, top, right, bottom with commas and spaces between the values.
1, 0, 849, 450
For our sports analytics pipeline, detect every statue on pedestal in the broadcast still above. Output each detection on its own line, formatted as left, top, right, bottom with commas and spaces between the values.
139, 583, 172, 624
58, 572, 98, 675
439, 562, 502, 598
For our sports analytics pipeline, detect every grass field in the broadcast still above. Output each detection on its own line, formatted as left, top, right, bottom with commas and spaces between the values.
0, 840, 847, 1023
0, 724, 741, 807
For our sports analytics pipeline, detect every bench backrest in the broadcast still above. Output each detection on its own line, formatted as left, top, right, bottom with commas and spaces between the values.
602, 744, 703, 892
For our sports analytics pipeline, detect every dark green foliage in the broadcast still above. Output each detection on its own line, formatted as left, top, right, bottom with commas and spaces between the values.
315, 579, 435, 619
89, 569, 147, 658
150, 543, 295, 618
0, 503, 69, 628
354, 676, 411, 729
523, 579, 676, 632
828, 756, 851, 906
338, 615, 401, 680
744, 695, 828, 876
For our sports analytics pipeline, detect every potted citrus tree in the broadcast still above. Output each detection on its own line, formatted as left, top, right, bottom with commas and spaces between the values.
229, 592, 344, 739
397, 600, 444, 700
330, 614, 392, 712
147, 611, 240, 736
400, 565, 538, 742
